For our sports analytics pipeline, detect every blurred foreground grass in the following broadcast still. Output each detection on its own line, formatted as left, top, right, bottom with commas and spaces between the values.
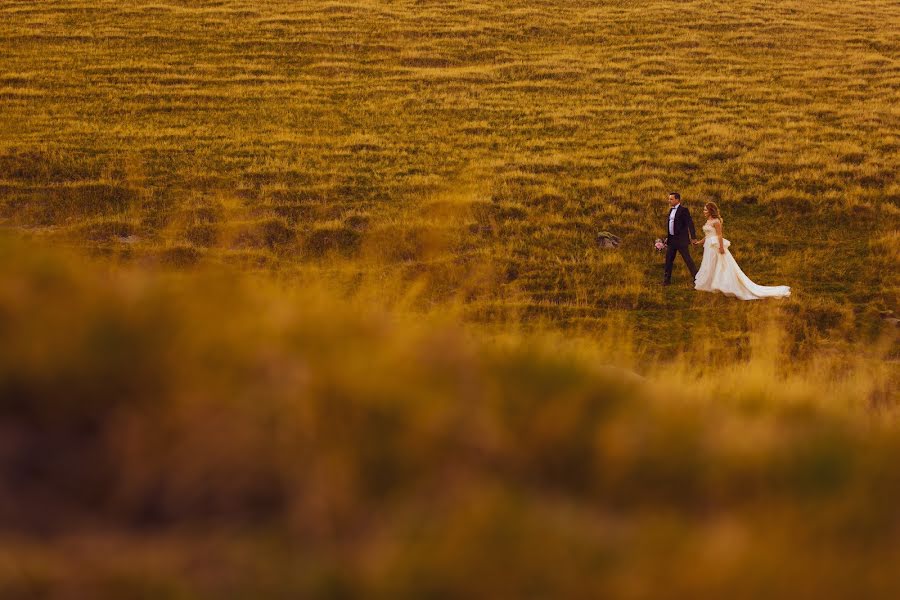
1, 0, 898, 595
0, 235, 897, 599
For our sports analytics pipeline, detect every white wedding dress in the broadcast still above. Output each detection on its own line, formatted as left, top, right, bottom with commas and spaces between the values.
694, 221, 791, 300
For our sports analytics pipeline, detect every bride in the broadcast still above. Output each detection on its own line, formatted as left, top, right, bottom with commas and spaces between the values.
693, 202, 791, 300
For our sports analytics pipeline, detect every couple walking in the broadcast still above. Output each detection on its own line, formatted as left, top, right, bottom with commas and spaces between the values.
663, 192, 790, 300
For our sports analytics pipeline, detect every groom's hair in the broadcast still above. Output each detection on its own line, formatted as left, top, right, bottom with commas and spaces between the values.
669, 192, 681, 201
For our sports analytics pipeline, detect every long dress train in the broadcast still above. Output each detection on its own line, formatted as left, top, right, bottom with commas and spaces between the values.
694, 222, 790, 300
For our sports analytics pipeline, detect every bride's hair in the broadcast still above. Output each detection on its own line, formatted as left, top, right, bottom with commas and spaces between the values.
705, 202, 723, 222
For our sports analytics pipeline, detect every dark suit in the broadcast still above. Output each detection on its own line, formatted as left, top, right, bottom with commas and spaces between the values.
664, 204, 698, 284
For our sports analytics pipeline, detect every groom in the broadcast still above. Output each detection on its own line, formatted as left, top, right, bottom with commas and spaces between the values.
663, 192, 698, 285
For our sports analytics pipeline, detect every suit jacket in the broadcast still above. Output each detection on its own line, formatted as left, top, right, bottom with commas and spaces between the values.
666, 205, 697, 248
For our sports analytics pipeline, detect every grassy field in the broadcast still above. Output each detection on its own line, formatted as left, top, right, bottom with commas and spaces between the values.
2, 0, 897, 341
0, 0, 898, 596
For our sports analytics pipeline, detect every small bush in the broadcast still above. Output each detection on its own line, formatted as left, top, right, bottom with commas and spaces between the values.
159, 245, 201, 267
185, 223, 218, 247
305, 225, 360, 258
260, 218, 296, 250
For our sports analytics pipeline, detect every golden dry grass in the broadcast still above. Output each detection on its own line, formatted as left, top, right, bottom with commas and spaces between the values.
0, 0, 897, 353
0, 0, 899, 597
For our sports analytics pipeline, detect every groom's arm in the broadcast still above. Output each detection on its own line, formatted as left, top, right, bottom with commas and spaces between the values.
686, 210, 697, 241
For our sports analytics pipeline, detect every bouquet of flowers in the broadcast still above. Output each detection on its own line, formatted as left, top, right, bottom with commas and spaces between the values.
654, 238, 667, 251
